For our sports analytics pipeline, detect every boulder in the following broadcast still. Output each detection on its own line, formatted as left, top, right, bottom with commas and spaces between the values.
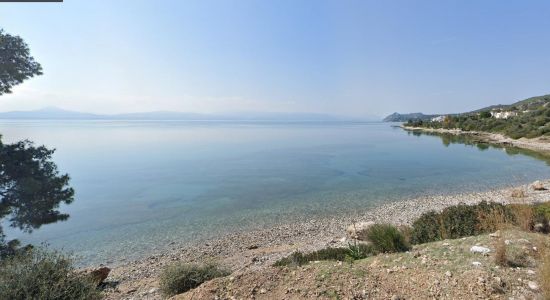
89, 267, 110, 286
470, 246, 491, 254
531, 180, 546, 191
346, 221, 375, 240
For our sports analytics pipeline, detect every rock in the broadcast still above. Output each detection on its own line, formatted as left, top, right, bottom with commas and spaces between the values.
489, 230, 501, 238
526, 270, 536, 275
259, 288, 267, 294
527, 281, 539, 291
445, 271, 452, 277
504, 240, 512, 245
89, 267, 110, 286
246, 244, 259, 250
534, 223, 548, 233
472, 261, 482, 267
470, 246, 491, 254
148, 288, 158, 294
346, 221, 375, 240
511, 188, 526, 198
531, 180, 546, 191
517, 239, 530, 244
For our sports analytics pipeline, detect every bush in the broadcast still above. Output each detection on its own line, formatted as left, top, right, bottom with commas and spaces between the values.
0, 248, 101, 300
364, 224, 410, 253
274, 243, 378, 267
411, 202, 518, 244
411, 211, 442, 244
439, 204, 479, 239
159, 262, 229, 297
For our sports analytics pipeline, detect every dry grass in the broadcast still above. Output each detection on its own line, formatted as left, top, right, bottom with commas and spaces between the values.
494, 238, 507, 266
541, 246, 550, 300
477, 205, 513, 232
511, 204, 535, 232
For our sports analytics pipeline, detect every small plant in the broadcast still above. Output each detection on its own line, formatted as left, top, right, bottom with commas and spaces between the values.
159, 262, 229, 297
494, 238, 507, 266
274, 244, 378, 267
347, 241, 377, 260
510, 204, 535, 232
0, 248, 101, 300
477, 202, 515, 232
364, 224, 410, 253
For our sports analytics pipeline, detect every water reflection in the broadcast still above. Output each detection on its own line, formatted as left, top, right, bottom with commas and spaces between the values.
407, 130, 550, 166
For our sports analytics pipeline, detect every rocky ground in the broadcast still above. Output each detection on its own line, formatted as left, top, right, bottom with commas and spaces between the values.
102, 180, 550, 300
174, 229, 549, 300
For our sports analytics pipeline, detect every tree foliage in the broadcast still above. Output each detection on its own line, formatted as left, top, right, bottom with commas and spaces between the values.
0, 28, 43, 95
0, 136, 74, 257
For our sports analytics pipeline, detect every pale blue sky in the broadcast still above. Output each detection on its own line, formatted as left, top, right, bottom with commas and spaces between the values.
1, 0, 550, 117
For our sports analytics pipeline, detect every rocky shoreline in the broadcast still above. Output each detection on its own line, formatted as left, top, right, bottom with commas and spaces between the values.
401, 126, 550, 155
105, 179, 550, 300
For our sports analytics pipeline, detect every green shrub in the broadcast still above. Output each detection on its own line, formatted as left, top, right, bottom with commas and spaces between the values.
411, 211, 442, 244
274, 243, 378, 267
411, 202, 521, 244
439, 204, 479, 239
364, 224, 410, 253
347, 242, 378, 260
0, 248, 101, 300
159, 262, 229, 297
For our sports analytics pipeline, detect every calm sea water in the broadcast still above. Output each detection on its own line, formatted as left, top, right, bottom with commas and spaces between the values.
1, 121, 549, 265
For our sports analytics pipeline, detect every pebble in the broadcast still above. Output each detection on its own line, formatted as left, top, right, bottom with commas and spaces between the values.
445, 271, 452, 277
527, 281, 539, 291
472, 261, 482, 267
470, 246, 491, 254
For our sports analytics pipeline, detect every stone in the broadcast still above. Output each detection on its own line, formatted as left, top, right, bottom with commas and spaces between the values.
445, 271, 452, 277
89, 267, 110, 286
489, 230, 501, 238
260, 288, 267, 294
517, 239, 530, 244
527, 281, 539, 291
470, 246, 491, 254
346, 221, 375, 239
531, 180, 546, 191
472, 261, 482, 267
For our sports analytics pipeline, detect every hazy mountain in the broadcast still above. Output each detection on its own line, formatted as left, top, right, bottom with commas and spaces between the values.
0, 107, 377, 122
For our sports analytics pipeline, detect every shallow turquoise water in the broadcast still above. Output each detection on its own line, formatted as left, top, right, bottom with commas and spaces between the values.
1, 121, 549, 264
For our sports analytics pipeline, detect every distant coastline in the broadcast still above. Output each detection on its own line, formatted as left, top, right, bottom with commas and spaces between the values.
401, 125, 550, 155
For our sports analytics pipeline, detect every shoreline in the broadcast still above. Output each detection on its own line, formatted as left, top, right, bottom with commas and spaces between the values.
104, 127, 550, 299
401, 125, 550, 155
106, 179, 550, 299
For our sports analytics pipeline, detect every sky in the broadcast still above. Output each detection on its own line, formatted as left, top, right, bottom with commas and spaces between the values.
1, 0, 550, 118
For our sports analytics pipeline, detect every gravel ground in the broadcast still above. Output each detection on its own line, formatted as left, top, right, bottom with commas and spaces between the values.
103, 180, 550, 300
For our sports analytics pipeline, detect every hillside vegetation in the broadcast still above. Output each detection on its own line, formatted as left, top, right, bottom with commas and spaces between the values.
405, 94, 550, 139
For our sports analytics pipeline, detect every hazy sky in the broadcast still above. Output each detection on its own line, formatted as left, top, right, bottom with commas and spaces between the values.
1, 0, 550, 117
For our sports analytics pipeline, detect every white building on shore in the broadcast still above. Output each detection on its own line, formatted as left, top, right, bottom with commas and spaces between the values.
490, 110, 518, 119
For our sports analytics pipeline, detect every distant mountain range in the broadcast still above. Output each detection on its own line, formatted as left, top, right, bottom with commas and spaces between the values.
0, 107, 378, 122
383, 94, 550, 122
